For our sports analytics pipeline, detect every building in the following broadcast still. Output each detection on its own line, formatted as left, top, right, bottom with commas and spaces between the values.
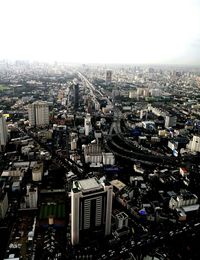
113, 211, 129, 238
150, 88, 162, 97
115, 212, 128, 230
71, 139, 77, 151
165, 115, 177, 128
0, 192, 8, 219
84, 113, 92, 136
0, 110, 8, 149
71, 178, 113, 245
28, 101, 49, 127
106, 70, 112, 85
110, 179, 126, 192
102, 153, 115, 165
169, 190, 198, 210
83, 142, 102, 164
129, 90, 136, 99
25, 185, 38, 208
32, 162, 43, 182
188, 135, 200, 152
74, 83, 79, 110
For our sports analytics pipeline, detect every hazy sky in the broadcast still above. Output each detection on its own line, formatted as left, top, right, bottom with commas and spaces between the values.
0, 0, 200, 64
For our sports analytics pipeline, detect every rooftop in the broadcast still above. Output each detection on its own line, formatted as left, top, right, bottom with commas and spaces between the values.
110, 179, 126, 191
78, 178, 102, 192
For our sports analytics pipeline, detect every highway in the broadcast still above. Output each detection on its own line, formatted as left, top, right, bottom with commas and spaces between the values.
77, 71, 112, 107
107, 108, 176, 167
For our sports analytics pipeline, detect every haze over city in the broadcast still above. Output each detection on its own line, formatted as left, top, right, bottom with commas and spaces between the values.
1, 0, 200, 65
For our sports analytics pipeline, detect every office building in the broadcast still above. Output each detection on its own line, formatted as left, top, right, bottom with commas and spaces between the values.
28, 101, 49, 127
74, 83, 79, 110
0, 110, 8, 149
106, 70, 112, 85
71, 178, 113, 245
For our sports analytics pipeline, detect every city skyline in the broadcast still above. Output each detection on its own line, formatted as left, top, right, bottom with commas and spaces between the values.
0, 0, 200, 65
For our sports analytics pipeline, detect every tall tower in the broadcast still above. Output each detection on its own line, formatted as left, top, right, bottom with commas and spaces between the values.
71, 178, 113, 245
106, 70, 112, 85
28, 101, 49, 127
74, 83, 79, 110
0, 110, 8, 149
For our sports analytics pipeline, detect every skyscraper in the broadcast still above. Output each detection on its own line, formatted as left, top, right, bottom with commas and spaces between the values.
74, 83, 79, 110
0, 110, 8, 149
28, 101, 49, 127
71, 178, 113, 245
106, 70, 112, 85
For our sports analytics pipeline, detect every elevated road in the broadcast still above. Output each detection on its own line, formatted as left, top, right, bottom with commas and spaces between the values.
107, 109, 177, 167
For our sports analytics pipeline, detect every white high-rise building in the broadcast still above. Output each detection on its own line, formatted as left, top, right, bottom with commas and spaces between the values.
84, 113, 92, 136
0, 110, 8, 148
188, 135, 200, 152
28, 101, 49, 127
71, 178, 113, 245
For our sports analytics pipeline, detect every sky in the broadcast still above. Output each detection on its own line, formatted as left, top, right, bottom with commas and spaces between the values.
0, 0, 200, 65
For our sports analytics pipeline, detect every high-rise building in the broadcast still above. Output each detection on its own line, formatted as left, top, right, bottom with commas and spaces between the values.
0, 192, 8, 219
83, 142, 102, 164
25, 184, 38, 208
106, 70, 112, 85
0, 110, 8, 149
74, 83, 79, 110
71, 177, 113, 245
188, 135, 200, 152
84, 113, 92, 136
28, 101, 49, 127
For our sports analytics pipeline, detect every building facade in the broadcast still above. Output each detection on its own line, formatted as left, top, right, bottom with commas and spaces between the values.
165, 115, 177, 128
74, 83, 79, 110
106, 70, 112, 85
0, 110, 8, 148
71, 178, 113, 245
188, 135, 200, 152
28, 101, 49, 127
84, 113, 92, 136
0, 192, 8, 219
102, 152, 115, 165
